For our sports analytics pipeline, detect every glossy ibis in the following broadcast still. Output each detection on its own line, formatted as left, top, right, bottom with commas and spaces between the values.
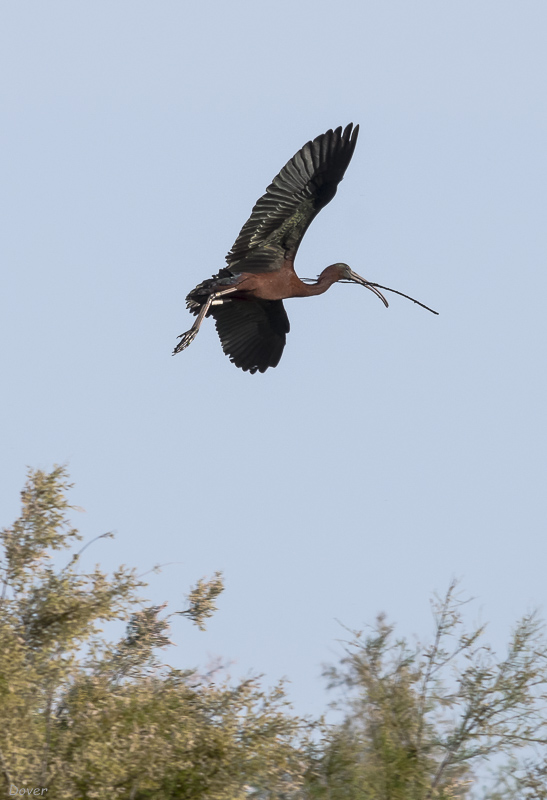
174, 123, 436, 373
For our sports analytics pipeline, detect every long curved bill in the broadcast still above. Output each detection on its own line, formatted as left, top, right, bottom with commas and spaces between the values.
347, 269, 389, 307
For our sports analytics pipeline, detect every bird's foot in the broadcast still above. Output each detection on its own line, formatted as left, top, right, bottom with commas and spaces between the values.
172, 327, 199, 355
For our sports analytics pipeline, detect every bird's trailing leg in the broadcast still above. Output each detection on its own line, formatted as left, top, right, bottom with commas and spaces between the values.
173, 287, 237, 355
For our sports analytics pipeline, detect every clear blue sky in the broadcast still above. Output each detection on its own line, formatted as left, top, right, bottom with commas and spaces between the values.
1, 1, 546, 717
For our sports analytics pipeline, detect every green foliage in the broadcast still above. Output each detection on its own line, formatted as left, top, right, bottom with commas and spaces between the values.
0, 467, 311, 798
179, 572, 224, 632
306, 581, 547, 800
1, 468, 547, 799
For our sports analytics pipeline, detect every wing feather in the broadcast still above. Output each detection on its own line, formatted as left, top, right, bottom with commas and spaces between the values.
212, 299, 290, 374
225, 123, 359, 274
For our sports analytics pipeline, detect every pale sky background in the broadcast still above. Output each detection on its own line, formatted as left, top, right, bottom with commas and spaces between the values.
1, 2, 546, 719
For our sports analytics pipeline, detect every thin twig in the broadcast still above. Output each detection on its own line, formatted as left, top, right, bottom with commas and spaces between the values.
426, 711, 473, 799
367, 283, 439, 315
137, 562, 184, 579
39, 686, 54, 787
416, 605, 445, 752
62, 532, 113, 571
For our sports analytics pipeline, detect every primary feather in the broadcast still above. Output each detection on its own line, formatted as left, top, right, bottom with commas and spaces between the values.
225, 123, 359, 274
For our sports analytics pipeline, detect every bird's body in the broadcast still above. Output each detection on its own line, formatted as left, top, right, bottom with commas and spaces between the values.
189, 263, 344, 305
174, 123, 435, 373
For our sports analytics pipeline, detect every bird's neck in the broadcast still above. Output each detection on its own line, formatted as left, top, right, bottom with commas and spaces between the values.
306, 269, 340, 296
288, 267, 340, 298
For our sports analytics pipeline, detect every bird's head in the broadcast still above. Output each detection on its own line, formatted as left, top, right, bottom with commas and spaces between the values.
332, 263, 389, 307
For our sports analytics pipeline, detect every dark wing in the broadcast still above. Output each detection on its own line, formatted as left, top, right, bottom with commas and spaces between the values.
226, 123, 359, 274
211, 299, 290, 374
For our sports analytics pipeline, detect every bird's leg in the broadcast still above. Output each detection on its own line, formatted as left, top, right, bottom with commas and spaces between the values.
172, 287, 236, 355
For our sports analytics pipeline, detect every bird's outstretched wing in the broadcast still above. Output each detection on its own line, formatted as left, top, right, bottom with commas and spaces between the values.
226, 123, 359, 274
211, 299, 290, 374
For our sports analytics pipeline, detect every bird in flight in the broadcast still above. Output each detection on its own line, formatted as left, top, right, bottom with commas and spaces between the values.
173, 123, 437, 373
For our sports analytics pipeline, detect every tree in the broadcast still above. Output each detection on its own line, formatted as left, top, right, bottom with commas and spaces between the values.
2, 467, 547, 799
0, 467, 311, 798
306, 581, 547, 800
